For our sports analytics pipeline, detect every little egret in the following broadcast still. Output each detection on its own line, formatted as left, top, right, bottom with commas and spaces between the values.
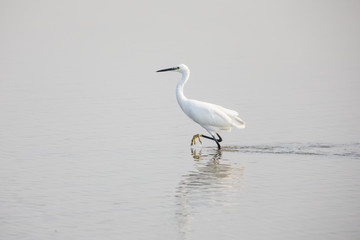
156, 64, 245, 149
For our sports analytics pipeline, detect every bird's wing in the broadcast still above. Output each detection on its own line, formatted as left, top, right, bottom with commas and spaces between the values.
186, 100, 245, 130
217, 106, 246, 128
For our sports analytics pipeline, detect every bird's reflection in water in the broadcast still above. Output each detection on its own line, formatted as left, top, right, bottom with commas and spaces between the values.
175, 148, 245, 240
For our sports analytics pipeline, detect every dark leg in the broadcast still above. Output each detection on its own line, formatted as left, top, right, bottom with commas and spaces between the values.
201, 133, 222, 149
214, 139, 221, 149
216, 133, 223, 142
201, 133, 222, 142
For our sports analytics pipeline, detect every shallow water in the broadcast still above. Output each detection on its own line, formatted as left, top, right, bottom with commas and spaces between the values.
176, 147, 360, 240
1, 129, 359, 240
222, 142, 360, 158
1, 1, 360, 239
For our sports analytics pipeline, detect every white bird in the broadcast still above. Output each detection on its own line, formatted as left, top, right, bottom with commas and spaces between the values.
156, 64, 245, 149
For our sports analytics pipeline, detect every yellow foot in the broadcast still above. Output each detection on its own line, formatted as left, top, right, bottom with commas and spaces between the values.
191, 134, 202, 146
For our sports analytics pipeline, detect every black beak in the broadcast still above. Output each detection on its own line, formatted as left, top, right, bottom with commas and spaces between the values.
156, 67, 176, 72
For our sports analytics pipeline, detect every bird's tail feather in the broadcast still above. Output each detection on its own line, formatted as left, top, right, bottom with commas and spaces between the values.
233, 116, 246, 129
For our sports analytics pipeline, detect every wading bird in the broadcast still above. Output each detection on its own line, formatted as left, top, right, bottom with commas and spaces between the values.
156, 64, 245, 149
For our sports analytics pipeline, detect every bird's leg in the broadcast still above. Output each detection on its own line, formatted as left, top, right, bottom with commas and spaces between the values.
191, 134, 202, 146
214, 134, 222, 149
214, 139, 221, 149
196, 134, 222, 149
216, 133, 223, 142
201, 134, 222, 142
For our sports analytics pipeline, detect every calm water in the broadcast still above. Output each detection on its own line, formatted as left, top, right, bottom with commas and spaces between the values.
1, 1, 360, 239
1, 71, 359, 240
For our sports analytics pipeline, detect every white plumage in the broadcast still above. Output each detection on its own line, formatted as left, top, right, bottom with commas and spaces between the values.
157, 64, 245, 148
182, 100, 245, 131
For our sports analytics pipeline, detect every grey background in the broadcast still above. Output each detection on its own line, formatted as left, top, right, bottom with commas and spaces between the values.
1, 0, 359, 145
1, 1, 359, 239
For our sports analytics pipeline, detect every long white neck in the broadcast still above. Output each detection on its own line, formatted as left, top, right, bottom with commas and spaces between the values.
176, 69, 190, 110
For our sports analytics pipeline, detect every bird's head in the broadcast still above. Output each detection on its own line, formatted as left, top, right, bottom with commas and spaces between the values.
156, 64, 189, 74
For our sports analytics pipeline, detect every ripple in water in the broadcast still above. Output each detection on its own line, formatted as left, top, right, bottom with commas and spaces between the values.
220, 142, 360, 158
